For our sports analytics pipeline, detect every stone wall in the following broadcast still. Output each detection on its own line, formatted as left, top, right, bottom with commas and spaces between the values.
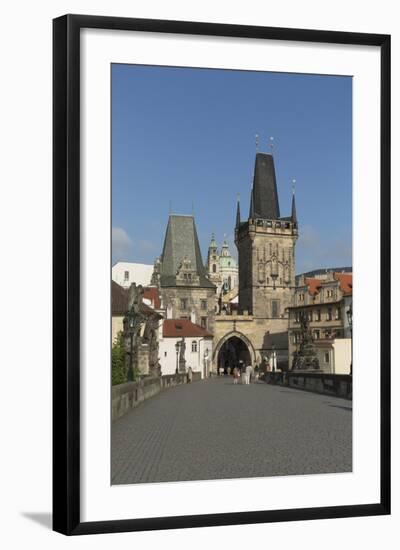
160, 286, 216, 332
112, 372, 201, 421
264, 371, 352, 399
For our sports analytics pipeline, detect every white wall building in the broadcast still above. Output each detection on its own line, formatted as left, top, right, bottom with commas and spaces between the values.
158, 319, 213, 378
112, 261, 153, 288
315, 338, 352, 375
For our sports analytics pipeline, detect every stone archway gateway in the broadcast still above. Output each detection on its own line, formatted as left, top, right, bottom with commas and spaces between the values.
213, 331, 256, 373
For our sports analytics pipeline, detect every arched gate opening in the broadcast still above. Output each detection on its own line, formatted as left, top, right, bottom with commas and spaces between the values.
213, 332, 256, 375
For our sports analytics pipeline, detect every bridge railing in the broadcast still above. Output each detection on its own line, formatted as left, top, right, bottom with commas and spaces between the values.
263, 371, 352, 399
112, 372, 201, 421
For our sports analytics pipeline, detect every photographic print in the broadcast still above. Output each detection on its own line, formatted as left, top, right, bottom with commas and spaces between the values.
110, 64, 353, 485
53, 15, 390, 534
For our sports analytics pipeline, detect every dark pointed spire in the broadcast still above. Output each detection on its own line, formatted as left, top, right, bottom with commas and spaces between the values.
291, 178, 297, 224
251, 153, 280, 220
249, 187, 255, 219
236, 195, 241, 227
291, 192, 297, 224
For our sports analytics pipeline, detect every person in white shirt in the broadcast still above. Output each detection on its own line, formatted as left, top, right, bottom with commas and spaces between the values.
245, 364, 253, 385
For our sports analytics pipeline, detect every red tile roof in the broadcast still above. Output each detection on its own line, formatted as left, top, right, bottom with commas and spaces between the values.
305, 277, 321, 296
111, 281, 162, 318
334, 273, 353, 296
112, 280, 129, 315
143, 286, 161, 309
163, 319, 213, 338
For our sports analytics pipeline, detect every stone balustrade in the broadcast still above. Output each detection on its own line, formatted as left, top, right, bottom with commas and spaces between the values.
112, 372, 202, 421
263, 371, 352, 399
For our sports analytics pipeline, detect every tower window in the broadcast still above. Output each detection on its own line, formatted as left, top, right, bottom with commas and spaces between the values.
124, 271, 129, 281
212, 264, 216, 273
180, 298, 187, 310
201, 317, 207, 329
201, 300, 207, 310
271, 300, 280, 318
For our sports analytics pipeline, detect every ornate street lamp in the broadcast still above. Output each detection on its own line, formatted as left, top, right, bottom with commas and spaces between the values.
175, 341, 180, 375
347, 304, 353, 376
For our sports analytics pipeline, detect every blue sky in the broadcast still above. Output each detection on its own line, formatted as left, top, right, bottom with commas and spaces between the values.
112, 64, 352, 274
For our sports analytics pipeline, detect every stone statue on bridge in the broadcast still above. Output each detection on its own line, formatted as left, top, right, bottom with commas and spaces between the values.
292, 310, 320, 371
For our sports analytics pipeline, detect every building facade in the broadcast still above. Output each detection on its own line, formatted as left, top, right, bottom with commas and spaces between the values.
288, 272, 352, 373
158, 319, 213, 378
112, 261, 153, 289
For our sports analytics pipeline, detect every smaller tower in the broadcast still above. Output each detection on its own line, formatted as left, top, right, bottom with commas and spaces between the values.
219, 239, 238, 292
206, 233, 221, 286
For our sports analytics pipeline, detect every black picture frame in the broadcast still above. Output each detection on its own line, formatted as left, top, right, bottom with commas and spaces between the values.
53, 14, 391, 535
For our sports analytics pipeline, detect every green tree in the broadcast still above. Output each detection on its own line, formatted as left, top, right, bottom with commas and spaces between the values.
112, 333, 126, 385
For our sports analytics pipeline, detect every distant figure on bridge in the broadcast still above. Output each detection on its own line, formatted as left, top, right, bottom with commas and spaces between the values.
233, 366, 240, 385
245, 364, 253, 385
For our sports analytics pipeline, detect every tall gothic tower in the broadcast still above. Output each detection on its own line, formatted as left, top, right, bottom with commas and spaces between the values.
235, 152, 298, 318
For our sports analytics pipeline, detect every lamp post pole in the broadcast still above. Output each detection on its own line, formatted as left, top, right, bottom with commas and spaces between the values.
175, 341, 180, 375
347, 304, 353, 376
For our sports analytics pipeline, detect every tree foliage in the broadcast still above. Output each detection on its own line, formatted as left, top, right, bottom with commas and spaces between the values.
112, 333, 126, 385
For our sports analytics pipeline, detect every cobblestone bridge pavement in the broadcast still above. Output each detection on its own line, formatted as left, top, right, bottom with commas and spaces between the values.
111, 377, 352, 485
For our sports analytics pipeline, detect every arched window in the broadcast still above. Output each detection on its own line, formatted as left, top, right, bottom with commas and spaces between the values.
212, 264, 216, 273
192, 340, 197, 352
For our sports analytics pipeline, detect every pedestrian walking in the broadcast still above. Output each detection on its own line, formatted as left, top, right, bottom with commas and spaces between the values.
187, 366, 193, 383
233, 366, 240, 385
245, 364, 253, 385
